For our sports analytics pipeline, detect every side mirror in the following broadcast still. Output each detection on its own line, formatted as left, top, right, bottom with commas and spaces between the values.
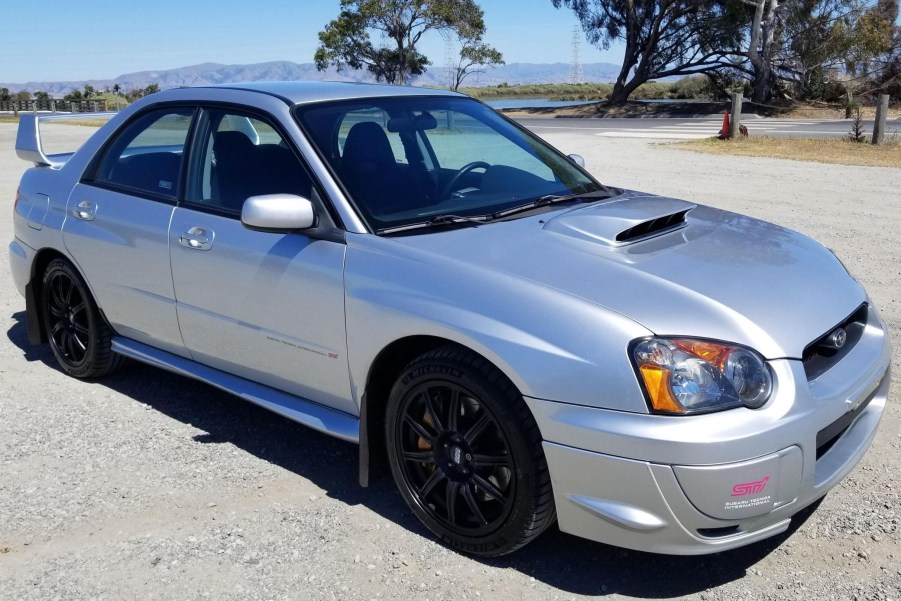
241, 194, 316, 232
568, 153, 586, 168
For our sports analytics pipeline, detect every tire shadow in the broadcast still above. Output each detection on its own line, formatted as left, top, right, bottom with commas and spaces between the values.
7, 311, 54, 363
6, 311, 818, 597
5, 310, 423, 531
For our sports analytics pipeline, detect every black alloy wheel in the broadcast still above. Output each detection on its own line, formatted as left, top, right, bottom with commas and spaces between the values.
41, 258, 125, 378
386, 345, 555, 556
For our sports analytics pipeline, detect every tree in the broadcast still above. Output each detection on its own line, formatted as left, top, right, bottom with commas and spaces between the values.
871, 1, 901, 98
740, 0, 896, 102
743, 0, 780, 102
0, 88, 10, 101
14, 90, 32, 101
315, 0, 492, 85
83, 84, 96, 99
34, 91, 50, 101
846, 0, 899, 94
63, 88, 83, 101
451, 38, 504, 89
553, 0, 745, 104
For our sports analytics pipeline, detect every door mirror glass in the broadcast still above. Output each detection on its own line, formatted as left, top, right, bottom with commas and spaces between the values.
568, 153, 585, 168
241, 194, 315, 231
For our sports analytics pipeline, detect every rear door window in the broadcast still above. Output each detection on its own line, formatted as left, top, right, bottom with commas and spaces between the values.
90, 108, 194, 200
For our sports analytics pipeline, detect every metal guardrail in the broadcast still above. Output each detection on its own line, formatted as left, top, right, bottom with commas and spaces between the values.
0, 99, 123, 114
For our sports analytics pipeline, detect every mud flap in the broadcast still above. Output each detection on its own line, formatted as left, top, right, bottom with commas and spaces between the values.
25, 280, 45, 346
359, 392, 370, 487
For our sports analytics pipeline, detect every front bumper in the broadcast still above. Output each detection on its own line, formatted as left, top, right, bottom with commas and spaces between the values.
526, 307, 892, 555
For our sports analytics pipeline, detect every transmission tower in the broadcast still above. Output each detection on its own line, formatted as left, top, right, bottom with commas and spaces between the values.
570, 26, 582, 84
443, 34, 456, 90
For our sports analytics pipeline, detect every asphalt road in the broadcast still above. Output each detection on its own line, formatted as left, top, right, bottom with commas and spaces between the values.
514, 115, 901, 140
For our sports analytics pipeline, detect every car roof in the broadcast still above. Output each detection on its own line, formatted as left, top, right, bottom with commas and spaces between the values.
197, 81, 466, 105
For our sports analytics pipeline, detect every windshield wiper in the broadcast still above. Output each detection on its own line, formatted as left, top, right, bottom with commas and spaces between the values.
377, 213, 492, 235
492, 188, 613, 219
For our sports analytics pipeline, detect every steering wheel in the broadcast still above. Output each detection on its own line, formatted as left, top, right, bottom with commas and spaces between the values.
439, 161, 490, 200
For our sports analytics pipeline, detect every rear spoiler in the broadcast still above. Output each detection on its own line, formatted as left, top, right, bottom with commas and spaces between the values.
16, 112, 116, 168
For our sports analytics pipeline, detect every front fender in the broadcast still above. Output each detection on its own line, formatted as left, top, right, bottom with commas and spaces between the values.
343, 234, 652, 413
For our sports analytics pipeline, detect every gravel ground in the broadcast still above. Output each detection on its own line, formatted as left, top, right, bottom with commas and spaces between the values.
1, 122, 899, 601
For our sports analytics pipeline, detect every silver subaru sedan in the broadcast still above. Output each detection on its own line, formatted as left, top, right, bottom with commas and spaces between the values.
10, 82, 891, 557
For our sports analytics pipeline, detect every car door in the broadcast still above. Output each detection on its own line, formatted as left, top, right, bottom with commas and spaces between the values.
63, 107, 194, 356
168, 108, 353, 413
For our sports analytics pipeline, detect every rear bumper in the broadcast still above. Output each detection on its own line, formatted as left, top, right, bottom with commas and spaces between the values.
527, 306, 892, 555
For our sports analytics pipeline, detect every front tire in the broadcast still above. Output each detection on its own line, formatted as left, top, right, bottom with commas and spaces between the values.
40, 258, 125, 378
385, 345, 555, 556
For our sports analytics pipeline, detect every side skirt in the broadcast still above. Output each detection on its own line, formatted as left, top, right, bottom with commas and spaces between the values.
111, 337, 360, 444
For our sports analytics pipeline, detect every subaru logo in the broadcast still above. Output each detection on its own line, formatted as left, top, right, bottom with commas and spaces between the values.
827, 327, 848, 349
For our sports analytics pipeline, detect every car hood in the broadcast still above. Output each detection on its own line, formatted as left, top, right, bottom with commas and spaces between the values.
391, 192, 866, 359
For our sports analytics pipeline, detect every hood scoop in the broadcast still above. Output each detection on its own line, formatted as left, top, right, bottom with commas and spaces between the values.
543, 194, 696, 247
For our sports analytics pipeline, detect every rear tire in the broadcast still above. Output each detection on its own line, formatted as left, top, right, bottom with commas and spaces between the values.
385, 345, 555, 556
40, 258, 126, 378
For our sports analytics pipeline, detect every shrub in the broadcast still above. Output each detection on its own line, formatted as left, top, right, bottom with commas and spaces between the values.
669, 75, 713, 99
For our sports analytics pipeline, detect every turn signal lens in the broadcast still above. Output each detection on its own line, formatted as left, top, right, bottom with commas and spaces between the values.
638, 364, 682, 413
632, 338, 773, 415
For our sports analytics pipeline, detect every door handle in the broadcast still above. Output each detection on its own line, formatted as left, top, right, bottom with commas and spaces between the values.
178, 226, 214, 251
71, 200, 97, 221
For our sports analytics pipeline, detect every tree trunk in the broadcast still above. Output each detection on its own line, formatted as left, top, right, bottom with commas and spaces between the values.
608, 81, 630, 105
748, 0, 779, 104
751, 63, 774, 103
608, 75, 647, 105
607, 33, 643, 105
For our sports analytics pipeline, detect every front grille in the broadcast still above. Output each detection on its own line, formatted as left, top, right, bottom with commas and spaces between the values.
802, 303, 868, 381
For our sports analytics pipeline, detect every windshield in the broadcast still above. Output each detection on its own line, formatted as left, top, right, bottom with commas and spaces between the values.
294, 96, 603, 232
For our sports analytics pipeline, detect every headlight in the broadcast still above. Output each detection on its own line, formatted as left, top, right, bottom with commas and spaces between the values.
632, 338, 773, 415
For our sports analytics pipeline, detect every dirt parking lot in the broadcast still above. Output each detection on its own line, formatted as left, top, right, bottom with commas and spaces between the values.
1, 121, 899, 601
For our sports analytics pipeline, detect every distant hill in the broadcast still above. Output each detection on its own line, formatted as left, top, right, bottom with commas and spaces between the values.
2, 60, 622, 96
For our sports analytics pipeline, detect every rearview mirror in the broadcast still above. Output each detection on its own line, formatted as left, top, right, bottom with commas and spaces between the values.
387, 112, 438, 132
241, 194, 315, 232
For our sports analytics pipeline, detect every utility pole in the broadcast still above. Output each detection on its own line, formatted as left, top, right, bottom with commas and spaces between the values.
730, 92, 743, 139
872, 94, 889, 145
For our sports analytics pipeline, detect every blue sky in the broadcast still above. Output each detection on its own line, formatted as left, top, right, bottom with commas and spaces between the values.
3, 0, 625, 83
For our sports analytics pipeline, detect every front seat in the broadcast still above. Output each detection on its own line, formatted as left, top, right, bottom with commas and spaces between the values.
341, 122, 427, 215
214, 131, 258, 212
